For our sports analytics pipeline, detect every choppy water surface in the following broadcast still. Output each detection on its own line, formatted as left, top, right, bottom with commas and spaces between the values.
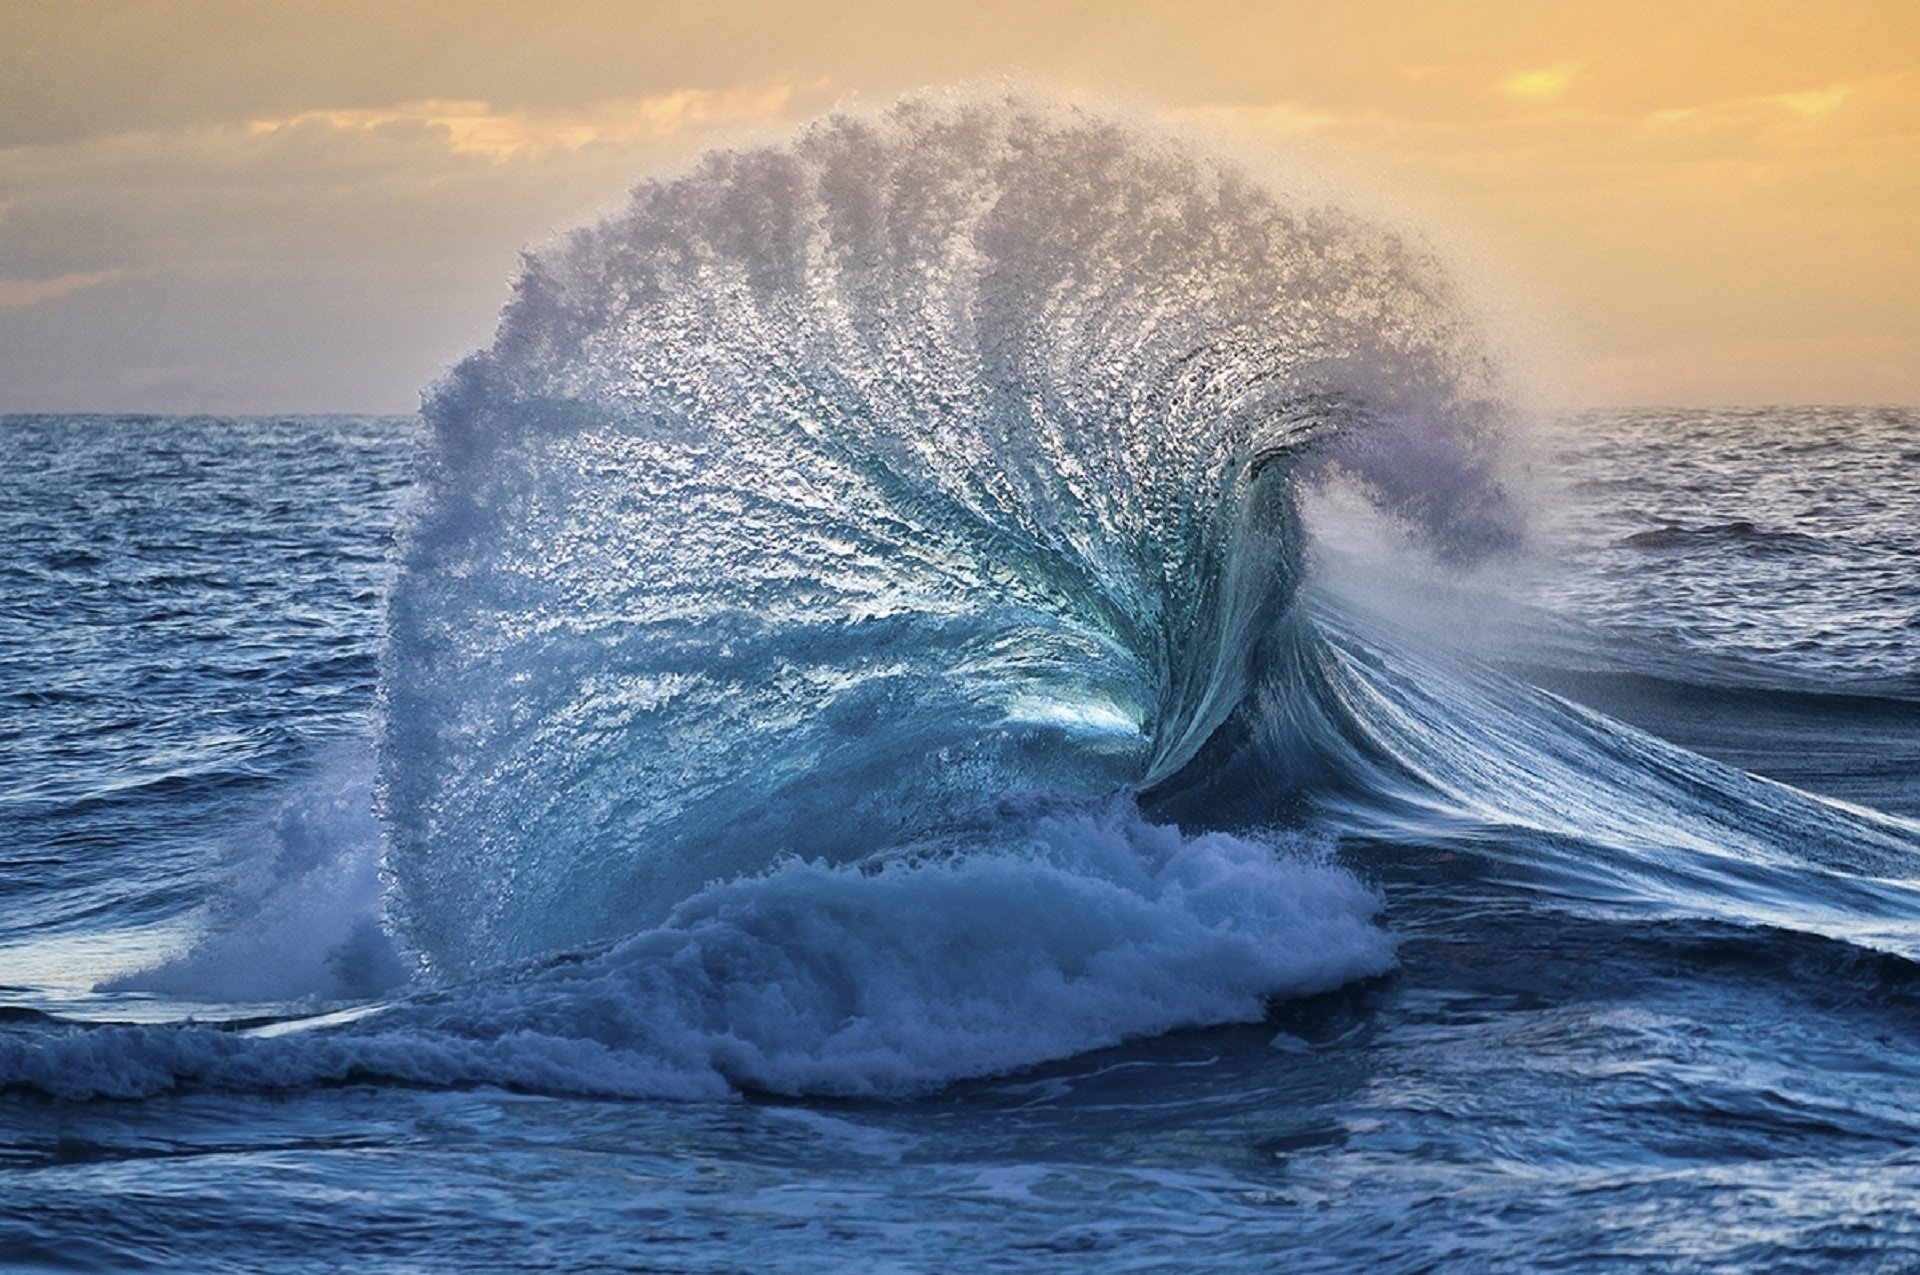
3, 94, 1918, 1271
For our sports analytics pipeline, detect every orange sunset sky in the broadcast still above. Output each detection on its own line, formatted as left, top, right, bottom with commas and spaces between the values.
2, 0, 1915, 413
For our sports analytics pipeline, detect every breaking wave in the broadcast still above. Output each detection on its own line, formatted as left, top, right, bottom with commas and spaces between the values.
10, 88, 1917, 1105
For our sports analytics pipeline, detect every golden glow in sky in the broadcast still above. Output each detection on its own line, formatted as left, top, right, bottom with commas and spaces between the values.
1499, 64, 1580, 101
1, 0, 1915, 411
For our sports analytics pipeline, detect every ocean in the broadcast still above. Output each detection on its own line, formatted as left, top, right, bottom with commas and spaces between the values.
3, 93, 1918, 1271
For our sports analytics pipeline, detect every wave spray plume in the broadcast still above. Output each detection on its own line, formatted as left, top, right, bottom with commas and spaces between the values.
382, 87, 1511, 978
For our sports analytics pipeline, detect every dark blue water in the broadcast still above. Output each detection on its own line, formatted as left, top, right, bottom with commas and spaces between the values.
4, 94, 1920, 1271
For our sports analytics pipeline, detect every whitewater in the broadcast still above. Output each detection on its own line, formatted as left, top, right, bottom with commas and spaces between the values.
4, 90, 1920, 1270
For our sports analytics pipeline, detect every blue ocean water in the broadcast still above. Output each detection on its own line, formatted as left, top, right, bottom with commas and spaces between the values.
4, 93, 1920, 1270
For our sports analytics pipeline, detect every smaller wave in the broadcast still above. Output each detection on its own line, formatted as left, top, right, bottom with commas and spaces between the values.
1251, 608, 1920, 959
103, 745, 408, 1004
1619, 520, 1823, 554
2, 801, 1393, 1101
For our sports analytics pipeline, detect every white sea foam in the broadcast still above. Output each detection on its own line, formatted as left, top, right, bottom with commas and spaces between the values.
105, 746, 408, 1003
3, 802, 1393, 1100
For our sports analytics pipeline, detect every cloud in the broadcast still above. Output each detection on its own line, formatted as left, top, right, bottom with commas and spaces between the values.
1771, 86, 1850, 121
1166, 100, 1359, 139
1643, 81, 1881, 142
0, 74, 839, 410
241, 80, 825, 163
0, 76, 836, 286
0, 269, 122, 310
1500, 63, 1579, 102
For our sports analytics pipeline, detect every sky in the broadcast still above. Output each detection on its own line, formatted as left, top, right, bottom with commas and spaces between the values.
2, 0, 1915, 413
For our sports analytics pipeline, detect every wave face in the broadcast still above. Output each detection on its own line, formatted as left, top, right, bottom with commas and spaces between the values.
382, 89, 1512, 974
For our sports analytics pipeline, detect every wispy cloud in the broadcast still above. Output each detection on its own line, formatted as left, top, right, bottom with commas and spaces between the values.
0, 269, 121, 310
1166, 100, 1359, 138
1646, 83, 1856, 131
1499, 63, 1579, 102
242, 80, 826, 163
1771, 85, 1850, 120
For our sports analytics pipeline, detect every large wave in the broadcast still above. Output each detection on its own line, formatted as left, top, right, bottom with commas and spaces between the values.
381, 87, 1512, 975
